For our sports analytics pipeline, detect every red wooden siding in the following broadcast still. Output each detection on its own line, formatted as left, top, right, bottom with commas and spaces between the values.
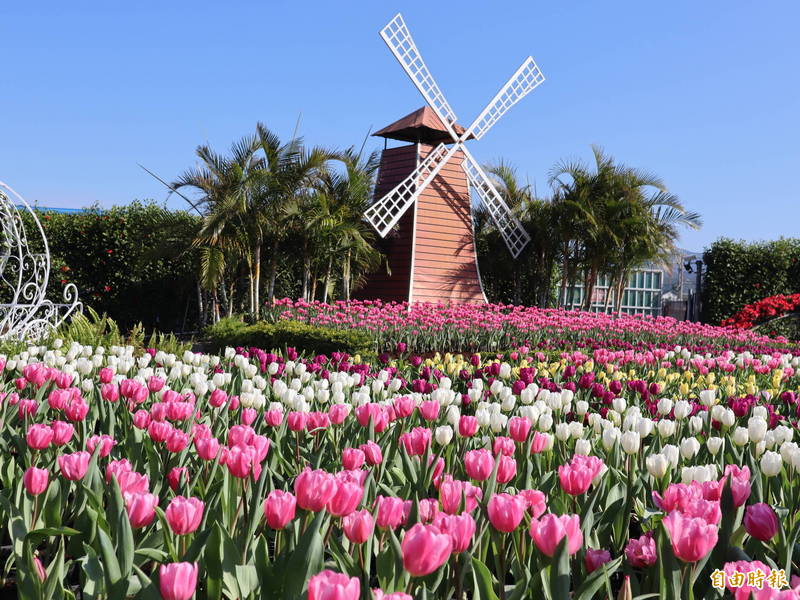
356, 143, 486, 304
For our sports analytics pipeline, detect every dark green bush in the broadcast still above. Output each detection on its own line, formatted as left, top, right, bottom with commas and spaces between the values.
18, 201, 200, 332
702, 238, 800, 324
204, 317, 375, 356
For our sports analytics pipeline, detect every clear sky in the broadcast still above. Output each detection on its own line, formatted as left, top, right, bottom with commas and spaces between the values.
1, 1, 798, 252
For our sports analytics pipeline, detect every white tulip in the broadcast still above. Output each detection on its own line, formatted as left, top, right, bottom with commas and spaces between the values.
699, 389, 717, 406
733, 427, 750, 447
499, 363, 512, 379
602, 427, 620, 451
657, 398, 674, 416
435, 426, 453, 445
636, 417, 654, 438
621, 431, 640, 455
574, 439, 591, 456
657, 419, 676, 439
673, 400, 691, 420
662, 444, 680, 468
646, 453, 669, 478
680, 437, 701, 460
555, 423, 570, 442
747, 417, 768, 444
751, 405, 768, 420
707, 437, 724, 455
612, 397, 627, 413
761, 451, 783, 477
720, 409, 736, 428
575, 400, 589, 416
538, 413, 553, 432
568, 421, 584, 439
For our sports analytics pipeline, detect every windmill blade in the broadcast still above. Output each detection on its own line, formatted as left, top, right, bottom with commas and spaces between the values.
365, 143, 457, 237
380, 14, 460, 142
461, 148, 530, 258
463, 56, 545, 141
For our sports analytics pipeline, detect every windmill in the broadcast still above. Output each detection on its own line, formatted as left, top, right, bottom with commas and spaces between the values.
356, 13, 544, 304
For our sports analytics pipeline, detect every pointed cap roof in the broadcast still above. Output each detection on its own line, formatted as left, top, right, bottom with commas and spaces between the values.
373, 106, 472, 144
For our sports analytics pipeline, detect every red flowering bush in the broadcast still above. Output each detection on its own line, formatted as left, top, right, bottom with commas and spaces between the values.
721, 293, 800, 330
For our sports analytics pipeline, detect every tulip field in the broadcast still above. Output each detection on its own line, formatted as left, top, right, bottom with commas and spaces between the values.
3, 309, 800, 599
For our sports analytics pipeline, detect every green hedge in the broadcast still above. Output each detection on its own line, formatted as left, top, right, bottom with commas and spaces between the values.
702, 238, 800, 324
204, 317, 376, 356
16, 202, 200, 332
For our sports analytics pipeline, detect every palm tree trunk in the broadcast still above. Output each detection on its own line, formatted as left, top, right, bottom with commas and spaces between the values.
267, 241, 279, 307
227, 279, 235, 318
343, 249, 352, 301
197, 283, 205, 325
559, 242, 569, 308
323, 256, 333, 303
253, 243, 261, 320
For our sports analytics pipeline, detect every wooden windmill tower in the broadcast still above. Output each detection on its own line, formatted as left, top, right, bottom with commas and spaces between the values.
356, 13, 545, 304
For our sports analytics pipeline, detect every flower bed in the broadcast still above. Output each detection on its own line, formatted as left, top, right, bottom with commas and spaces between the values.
2, 338, 800, 598
264, 298, 799, 355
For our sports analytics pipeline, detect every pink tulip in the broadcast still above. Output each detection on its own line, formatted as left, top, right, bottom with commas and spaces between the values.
359, 441, 383, 465
86, 434, 116, 458
165, 429, 190, 453
418, 400, 439, 421
132, 410, 150, 429
625, 533, 657, 568
64, 397, 89, 422
518, 489, 547, 518
26, 424, 54, 450
264, 409, 283, 427
343, 509, 374, 544
168, 466, 189, 492
227, 425, 255, 446
530, 431, 549, 454
743, 503, 779, 542
662, 510, 718, 562
495, 455, 517, 484
294, 468, 337, 512
50, 421, 74, 446
464, 449, 493, 481
487, 493, 527, 533
125, 492, 158, 528
287, 411, 307, 432
34, 556, 46, 581
558, 460, 594, 496
208, 388, 227, 408
58, 451, 91, 480
23, 467, 49, 496
342, 448, 365, 470
432, 513, 476, 553
723, 560, 774, 600
724, 465, 752, 508
493, 436, 515, 457
264, 490, 296, 529
375, 496, 406, 530
584, 548, 612, 573
165, 496, 204, 535
159, 562, 198, 600
530, 514, 583, 556
99, 367, 114, 384
223, 444, 259, 479
308, 570, 360, 600
652, 483, 696, 513
399, 427, 432, 456
458, 415, 478, 437
439, 477, 482, 514
328, 404, 349, 425
194, 437, 220, 461
401, 523, 452, 577
372, 590, 412, 600
326, 480, 363, 517
417, 498, 439, 523
116, 470, 150, 495
393, 395, 415, 418
101, 383, 119, 403
508, 416, 531, 442
682, 497, 721, 525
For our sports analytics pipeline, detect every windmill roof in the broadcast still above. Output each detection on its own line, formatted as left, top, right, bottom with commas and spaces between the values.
373, 106, 472, 144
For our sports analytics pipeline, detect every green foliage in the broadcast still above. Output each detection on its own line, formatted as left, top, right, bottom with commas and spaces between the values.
204, 316, 375, 356
702, 237, 800, 323
48, 307, 192, 355
20, 201, 200, 331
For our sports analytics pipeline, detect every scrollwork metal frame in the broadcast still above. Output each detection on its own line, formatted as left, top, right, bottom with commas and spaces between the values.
0, 180, 82, 341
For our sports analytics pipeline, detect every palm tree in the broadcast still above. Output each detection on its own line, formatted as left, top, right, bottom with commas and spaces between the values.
548, 145, 700, 312
171, 135, 262, 321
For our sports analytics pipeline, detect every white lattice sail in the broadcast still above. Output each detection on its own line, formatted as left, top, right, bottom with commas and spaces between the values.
367, 13, 544, 259
0, 181, 81, 341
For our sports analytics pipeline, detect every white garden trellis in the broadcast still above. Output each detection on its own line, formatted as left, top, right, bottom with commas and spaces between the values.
0, 180, 81, 341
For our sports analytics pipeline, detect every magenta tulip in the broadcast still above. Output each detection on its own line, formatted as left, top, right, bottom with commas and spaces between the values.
264, 490, 296, 529
326, 480, 363, 517
487, 493, 526, 532
294, 468, 337, 512
308, 570, 360, 600
342, 448, 365, 470
23, 466, 49, 496
625, 533, 657, 568
743, 503, 779, 542
464, 449, 493, 481
26, 424, 54, 450
584, 547, 612, 573
159, 562, 198, 600
58, 451, 90, 480
343, 509, 374, 544
530, 514, 583, 556
125, 492, 158, 528
165, 496, 204, 535
432, 513, 476, 553
401, 523, 452, 577
662, 510, 718, 562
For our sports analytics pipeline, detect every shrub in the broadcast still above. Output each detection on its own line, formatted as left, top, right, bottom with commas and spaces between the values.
702, 238, 800, 324
204, 317, 375, 356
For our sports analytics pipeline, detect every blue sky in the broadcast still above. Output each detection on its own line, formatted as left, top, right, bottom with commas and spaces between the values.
1, 1, 797, 251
